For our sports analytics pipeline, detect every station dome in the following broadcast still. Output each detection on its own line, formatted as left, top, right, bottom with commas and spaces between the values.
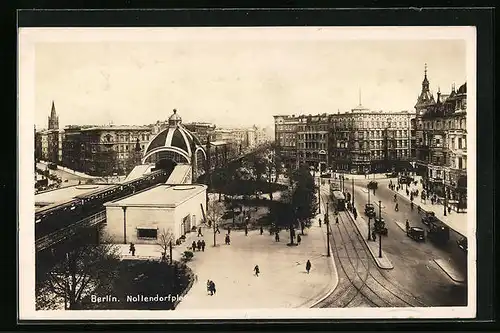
142, 109, 206, 165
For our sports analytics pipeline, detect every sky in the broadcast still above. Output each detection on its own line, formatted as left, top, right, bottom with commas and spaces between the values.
31, 28, 468, 130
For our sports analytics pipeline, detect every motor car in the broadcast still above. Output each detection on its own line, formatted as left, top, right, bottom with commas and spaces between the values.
407, 226, 425, 242
385, 172, 398, 178
399, 175, 414, 184
367, 181, 378, 190
364, 203, 376, 217
375, 218, 388, 236
421, 211, 437, 225
47, 163, 58, 170
457, 237, 467, 253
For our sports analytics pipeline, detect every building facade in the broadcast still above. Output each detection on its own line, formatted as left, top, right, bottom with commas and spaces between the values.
62, 125, 152, 176
274, 107, 413, 173
183, 122, 216, 144
411, 66, 467, 211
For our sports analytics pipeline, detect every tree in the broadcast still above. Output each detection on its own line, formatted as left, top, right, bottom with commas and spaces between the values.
157, 228, 174, 264
211, 169, 228, 202
37, 241, 120, 310
206, 200, 225, 246
272, 154, 283, 183
290, 164, 317, 235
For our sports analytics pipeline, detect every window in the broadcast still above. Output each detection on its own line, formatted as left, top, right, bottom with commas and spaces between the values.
458, 138, 463, 149
458, 157, 463, 169
137, 228, 158, 239
451, 138, 455, 149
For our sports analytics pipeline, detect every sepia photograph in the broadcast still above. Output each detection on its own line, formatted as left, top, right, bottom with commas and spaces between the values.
18, 26, 476, 320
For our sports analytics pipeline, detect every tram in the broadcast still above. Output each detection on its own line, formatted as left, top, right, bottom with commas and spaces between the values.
331, 190, 346, 211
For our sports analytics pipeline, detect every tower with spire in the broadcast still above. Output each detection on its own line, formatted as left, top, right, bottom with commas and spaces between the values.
415, 63, 435, 116
48, 101, 59, 130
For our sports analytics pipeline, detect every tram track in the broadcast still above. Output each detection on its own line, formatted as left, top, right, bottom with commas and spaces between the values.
314, 187, 428, 308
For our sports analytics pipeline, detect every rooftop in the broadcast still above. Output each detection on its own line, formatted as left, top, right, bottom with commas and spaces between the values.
35, 184, 110, 206
82, 126, 150, 131
105, 184, 207, 208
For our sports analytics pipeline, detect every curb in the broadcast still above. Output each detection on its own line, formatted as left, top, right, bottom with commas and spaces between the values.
308, 192, 339, 308
345, 210, 394, 270
433, 259, 466, 283
308, 224, 339, 308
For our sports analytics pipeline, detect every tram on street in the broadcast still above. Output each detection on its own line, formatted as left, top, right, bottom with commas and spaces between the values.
331, 190, 346, 211
427, 219, 450, 245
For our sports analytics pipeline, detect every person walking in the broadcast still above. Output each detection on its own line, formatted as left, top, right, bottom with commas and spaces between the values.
129, 243, 135, 256
198, 227, 203, 237
394, 194, 397, 202
319, 218, 322, 227
336, 217, 339, 224
306, 259, 312, 274
227, 226, 231, 235
405, 219, 410, 232
210, 280, 216, 295
215, 224, 220, 234
260, 226, 263, 235
192, 241, 197, 251
254, 265, 260, 277
201, 239, 206, 251
297, 234, 302, 245
197, 239, 202, 251
395, 203, 399, 212
225, 234, 231, 245
245, 225, 248, 236
275, 232, 280, 242
207, 280, 211, 295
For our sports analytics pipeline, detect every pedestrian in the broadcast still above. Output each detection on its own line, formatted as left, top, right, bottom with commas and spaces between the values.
197, 239, 202, 251
448, 206, 452, 214
297, 234, 302, 245
201, 239, 206, 251
395, 203, 399, 212
405, 219, 410, 231
260, 226, 263, 235
336, 217, 339, 224
215, 224, 220, 234
372, 231, 377, 241
410, 201, 414, 210
275, 232, 280, 242
192, 241, 197, 251
254, 265, 260, 277
129, 243, 135, 256
207, 280, 211, 295
245, 225, 248, 236
227, 226, 231, 234
225, 234, 231, 245
198, 227, 203, 237
319, 218, 322, 227
210, 280, 216, 295
406, 189, 409, 196
306, 259, 311, 274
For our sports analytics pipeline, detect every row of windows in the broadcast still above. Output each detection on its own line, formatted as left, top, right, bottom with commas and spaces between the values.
298, 142, 327, 150
417, 136, 466, 149
416, 118, 466, 131
298, 133, 327, 140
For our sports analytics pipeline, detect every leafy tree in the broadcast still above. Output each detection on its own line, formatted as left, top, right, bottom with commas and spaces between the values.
272, 154, 283, 183
37, 240, 120, 310
211, 168, 228, 201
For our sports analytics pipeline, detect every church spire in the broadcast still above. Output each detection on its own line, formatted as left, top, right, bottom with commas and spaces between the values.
421, 63, 430, 92
48, 100, 59, 130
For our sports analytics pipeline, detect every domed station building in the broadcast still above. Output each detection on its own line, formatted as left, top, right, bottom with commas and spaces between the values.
142, 109, 207, 183
103, 109, 209, 245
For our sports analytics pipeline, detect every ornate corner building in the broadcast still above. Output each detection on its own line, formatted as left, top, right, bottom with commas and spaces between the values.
411, 65, 467, 212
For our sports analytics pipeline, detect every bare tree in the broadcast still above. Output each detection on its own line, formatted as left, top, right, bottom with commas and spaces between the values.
206, 200, 225, 246
37, 241, 120, 310
157, 228, 174, 264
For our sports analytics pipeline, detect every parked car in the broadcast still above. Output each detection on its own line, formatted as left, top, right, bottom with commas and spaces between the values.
457, 237, 468, 253
385, 172, 398, 178
364, 203, 376, 218
399, 175, 414, 184
375, 218, 388, 236
367, 181, 378, 190
421, 211, 437, 225
47, 162, 58, 170
407, 226, 425, 242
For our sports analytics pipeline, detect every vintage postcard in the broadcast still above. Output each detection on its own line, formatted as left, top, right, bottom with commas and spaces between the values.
18, 26, 476, 320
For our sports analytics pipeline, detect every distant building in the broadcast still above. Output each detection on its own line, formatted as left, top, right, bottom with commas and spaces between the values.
184, 122, 216, 144
411, 64, 467, 211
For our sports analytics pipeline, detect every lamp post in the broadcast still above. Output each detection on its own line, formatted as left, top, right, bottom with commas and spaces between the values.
325, 205, 330, 257
368, 183, 370, 204
367, 217, 371, 241
318, 178, 322, 214
122, 206, 127, 244
378, 200, 382, 258
351, 178, 355, 209
443, 169, 447, 216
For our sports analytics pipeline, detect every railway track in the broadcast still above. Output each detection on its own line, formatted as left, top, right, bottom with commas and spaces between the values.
313, 189, 428, 308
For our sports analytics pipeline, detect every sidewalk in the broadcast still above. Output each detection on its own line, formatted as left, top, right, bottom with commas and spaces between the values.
390, 177, 468, 237
175, 210, 337, 309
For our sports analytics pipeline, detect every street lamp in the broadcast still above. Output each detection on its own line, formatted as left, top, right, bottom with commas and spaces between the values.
367, 216, 371, 241
443, 170, 447, 216
325, 205, 330, 257
351, 178, 355, 209
378, 200, 382, 258
318, 178, 322, 214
